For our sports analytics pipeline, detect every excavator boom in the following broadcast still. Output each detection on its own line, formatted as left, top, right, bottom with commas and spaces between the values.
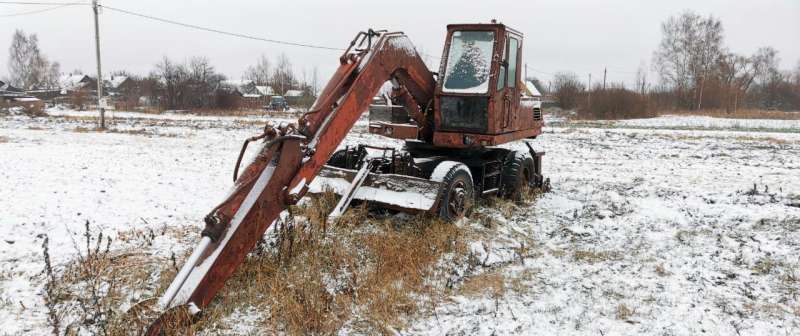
144, 30, 437, 334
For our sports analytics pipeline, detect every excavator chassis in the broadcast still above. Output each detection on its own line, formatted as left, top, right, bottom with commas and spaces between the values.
309, 142, 547, 214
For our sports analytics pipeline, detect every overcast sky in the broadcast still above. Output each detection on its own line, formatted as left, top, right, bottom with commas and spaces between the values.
1, 0, 798, 87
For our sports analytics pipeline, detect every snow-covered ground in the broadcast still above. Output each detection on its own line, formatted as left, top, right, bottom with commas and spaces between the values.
616, 115, 800, 131
552, 114, 800, 133
1, 109, 798, 335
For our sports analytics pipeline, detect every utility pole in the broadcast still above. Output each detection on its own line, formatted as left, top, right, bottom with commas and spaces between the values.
92, 0, 105, 129
602, 67, 607, 91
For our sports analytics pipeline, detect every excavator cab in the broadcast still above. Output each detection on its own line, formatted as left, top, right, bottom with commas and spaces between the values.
433, 23, 541, 148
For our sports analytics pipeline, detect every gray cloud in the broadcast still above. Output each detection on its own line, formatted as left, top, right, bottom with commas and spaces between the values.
1, 0, 798, 87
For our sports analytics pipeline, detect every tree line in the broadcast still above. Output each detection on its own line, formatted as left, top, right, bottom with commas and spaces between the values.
122, 53, 320, 110
547, 11, 799, 119
3, 29, 320, 111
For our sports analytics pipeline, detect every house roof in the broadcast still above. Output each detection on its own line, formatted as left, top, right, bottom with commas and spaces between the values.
284, 89, 303, 97
59, 74, 92, 91
255, 85, 273, 96
220, 79, 256, 95
221, 79, 254, 88
524, 81, 542, 97
0, 81, 24, 93
107, 76, 129, 89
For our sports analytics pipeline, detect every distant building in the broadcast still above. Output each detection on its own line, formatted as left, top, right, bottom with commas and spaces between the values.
59, 74, 95, 95
106, 75, 139, 110
1, 81, 44, 114
256, 85, 274, 96
219, 79, 258, 96
523, 81, 542, 97
219, 80, 267, 109
0, 80, 24, 93
284, 89, 310, 107
284, 89, 303, 97
106, 75, 134, 92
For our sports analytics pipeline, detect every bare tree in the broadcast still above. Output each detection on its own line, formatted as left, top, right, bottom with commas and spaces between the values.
634, 61, 648, 95
717, 52, 754, 112
311, 66, 319, 97
7, 29, 60, 90
154, 56, 228, 110
156, 56, 184, 109
653, 11, 724, 109
244, 54, 271, 86
552, 71, 584, 110
187, 56, 224, 108
271, 53, 295, 95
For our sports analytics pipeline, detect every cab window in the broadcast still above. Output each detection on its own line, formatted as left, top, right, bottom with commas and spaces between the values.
507, 37, 519, 88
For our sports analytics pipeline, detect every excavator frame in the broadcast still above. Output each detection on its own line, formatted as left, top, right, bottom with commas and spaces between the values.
141, 23, 547, 335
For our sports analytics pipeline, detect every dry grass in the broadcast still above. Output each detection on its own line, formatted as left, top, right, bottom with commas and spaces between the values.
507, 268, 539, 294
668, 133, 794, 145
40, 194, 469, 335
70, 126, 179, 138
177, 192, 469, 334
615, 303, 634, 321
753, 257, 781, 275
41, 221, 170, 336
655, 263, 670, 277
663, 108, 800, 120
732, 135, 793, 145
459, 271, 506, 298
43, 185, 549, 334
573, 249, 621, 264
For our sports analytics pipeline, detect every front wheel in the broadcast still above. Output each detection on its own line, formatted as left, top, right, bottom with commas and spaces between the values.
431, 161, 474, 221
501, 151, 535, 201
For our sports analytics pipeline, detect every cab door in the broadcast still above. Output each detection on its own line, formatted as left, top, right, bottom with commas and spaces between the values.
496, 33, 521, 132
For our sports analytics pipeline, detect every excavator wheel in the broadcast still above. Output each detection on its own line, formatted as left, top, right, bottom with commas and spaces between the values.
327, 147, 368, 169
502, 151, 535, 201
432, 162, 474, 221
327, 149, 350, 169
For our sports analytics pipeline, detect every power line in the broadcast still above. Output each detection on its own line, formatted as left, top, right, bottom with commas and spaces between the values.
0, 2, 80, 17
0, 1, 85, 4
99, 4, 345, 51
527, 67, 555, 76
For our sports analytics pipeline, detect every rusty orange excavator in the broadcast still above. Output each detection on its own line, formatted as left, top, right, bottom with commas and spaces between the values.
139, 22, 548, 334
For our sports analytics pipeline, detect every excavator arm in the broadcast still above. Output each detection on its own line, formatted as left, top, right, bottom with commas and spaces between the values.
144, 29, 436, 334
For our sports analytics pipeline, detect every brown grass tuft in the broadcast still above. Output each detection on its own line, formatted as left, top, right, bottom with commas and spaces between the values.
655, 263, 670, 277
753, 257, 781, 275
573, 250, 621, 264
459, 271, 506, 298
615, 303, 634, 321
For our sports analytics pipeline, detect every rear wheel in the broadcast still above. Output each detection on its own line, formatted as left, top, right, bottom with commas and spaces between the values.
432, 162, 474, 221
327, 149, 349, 168
502, 151, 535, 201
327, 147, 367, 169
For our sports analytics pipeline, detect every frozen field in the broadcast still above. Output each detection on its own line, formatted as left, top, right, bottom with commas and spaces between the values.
550, 114, 800, 133
1, 110, 799, 335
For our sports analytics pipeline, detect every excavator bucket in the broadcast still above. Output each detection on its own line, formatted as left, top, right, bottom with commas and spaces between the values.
309, 165, 443, 213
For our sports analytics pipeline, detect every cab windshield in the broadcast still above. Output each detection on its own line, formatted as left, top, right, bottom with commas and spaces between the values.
442, 31, 495, 94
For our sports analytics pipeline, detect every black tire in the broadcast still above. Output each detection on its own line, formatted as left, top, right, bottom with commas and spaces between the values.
433, 162, 474, 221
327, 149, 349, 168
501, 151, 535, 200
